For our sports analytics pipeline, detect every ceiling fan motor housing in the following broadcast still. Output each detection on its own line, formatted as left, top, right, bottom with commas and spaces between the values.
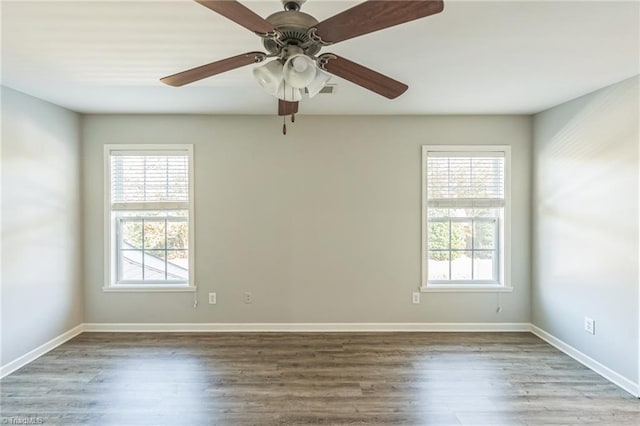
263, 11, 322, 57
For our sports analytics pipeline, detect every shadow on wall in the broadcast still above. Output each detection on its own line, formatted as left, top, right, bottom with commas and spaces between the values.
533, 75, 639, 383
1, 96, 83, 365
536, 77, 639, 284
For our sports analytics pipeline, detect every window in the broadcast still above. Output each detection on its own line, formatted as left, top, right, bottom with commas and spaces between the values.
104, 145, 194, 291
422, 145, 511, 291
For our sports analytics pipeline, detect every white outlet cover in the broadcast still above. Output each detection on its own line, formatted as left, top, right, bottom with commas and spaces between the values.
584, 317, 595, 334
412, 292, 420, 304
208, 292, 216, 304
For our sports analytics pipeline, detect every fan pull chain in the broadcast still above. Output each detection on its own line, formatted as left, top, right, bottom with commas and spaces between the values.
289, 87, 296, 125
280, 85, 297, 135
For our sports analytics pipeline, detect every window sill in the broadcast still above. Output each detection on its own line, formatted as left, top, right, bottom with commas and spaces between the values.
420, 285, 513, 293
103, 285, 196, 293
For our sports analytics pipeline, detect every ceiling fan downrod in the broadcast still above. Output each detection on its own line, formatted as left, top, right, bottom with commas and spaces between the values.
283, 1, 302, 12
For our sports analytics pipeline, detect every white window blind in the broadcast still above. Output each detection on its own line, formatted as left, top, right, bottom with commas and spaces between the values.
110, 151, 189, 209
426, 152, 505, 208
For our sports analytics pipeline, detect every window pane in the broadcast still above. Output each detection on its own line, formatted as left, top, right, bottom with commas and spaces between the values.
167, 221, 188, 249
167, 250, 189, 280
428, 208, 449, 218
120, 250, 143, 280
114, 212, 190, 284
474, 221, 495, 249
143, 250, 166, 281
449, 208, 471, 219
428, 221, 449, 250
451, 251, 472, 280
473, 208, 499, 218
473, 251, 495, 281
428, 251, 449, 281
121, 220, 142, 249
451, 222, 472, 250
143, 220, 166, 249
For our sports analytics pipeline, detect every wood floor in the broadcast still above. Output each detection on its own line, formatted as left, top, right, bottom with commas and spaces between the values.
1, 332, 638, 425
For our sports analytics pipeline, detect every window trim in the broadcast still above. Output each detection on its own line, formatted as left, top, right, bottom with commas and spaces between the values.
103, 144, 195, 292
420, 145, 512, 293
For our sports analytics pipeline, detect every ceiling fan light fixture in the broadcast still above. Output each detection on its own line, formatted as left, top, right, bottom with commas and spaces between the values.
306, 68, 332, 98
252, 59, 284, 96
283, 54, 317, 89
163, 0, 446, 118
292, 56, 309, 72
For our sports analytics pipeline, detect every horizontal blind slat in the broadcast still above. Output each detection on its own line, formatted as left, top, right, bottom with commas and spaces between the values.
426, 151, 505, 158
427, 199, 505, 208
426, 155, 505, 201
111, 153, 189, 204
112, 202, 189, 211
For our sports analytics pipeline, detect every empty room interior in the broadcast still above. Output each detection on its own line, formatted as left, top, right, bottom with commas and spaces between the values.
1, 0, 639, 424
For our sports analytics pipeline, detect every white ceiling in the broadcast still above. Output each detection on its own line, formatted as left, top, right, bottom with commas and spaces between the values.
1, 0, 638, 115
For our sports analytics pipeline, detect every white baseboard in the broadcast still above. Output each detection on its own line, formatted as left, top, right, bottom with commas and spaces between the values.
82, 322, 531, 333
0, 323, 84, 379
530, 324, 640, 398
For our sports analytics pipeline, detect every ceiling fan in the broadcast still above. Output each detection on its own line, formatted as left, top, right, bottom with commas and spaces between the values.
161, 0, 444, 125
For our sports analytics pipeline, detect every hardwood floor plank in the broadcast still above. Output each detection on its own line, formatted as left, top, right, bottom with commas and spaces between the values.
1, 332, 638, 425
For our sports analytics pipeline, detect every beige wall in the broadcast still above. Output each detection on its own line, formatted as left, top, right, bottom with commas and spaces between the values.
532, 76, 639, 383
82, 115, 531, 324
2, 76, 637, 388
1, 87, 83, 366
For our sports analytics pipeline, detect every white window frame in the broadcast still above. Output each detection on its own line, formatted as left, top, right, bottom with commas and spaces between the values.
103, 144, 195, 292
421, 145, 512, 293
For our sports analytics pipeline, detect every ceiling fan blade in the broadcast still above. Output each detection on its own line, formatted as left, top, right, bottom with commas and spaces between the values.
318, 54, 408, 99
278, 100, 299, 116
161, 52, 266, 87
312, 0, 444, 44
195, 1, 275, 35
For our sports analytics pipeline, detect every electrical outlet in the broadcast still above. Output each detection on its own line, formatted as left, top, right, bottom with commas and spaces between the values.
244, 292, 252, 304
584, 317, 595, 335
208, 292, 216, 305
412, 292, 420, 304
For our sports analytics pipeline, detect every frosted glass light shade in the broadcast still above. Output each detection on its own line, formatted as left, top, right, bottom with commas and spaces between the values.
306, 68, 332, 98
283, 54, 317, 89
253, 60, 284, 96
276, 81, 302, 102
